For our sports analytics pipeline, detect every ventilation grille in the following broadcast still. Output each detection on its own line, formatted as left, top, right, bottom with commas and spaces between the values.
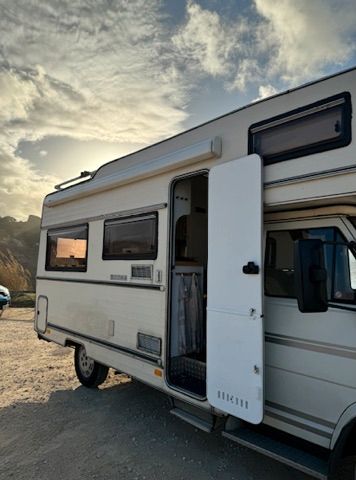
137, 333, 161, 355
217, 390, 249, 410
131, 264, 153, 280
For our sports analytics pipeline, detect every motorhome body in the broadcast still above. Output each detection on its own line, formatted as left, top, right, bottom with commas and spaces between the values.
36, 67, 356, 479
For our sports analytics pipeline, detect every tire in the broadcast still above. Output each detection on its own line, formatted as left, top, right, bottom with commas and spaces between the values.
74, 345, 109, 388
329, 459, 356, 480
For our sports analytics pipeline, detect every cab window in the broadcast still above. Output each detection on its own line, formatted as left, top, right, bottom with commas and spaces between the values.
265, 226, 356, 303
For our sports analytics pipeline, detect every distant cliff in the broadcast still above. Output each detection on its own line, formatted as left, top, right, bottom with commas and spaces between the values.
0, 215, 40, 291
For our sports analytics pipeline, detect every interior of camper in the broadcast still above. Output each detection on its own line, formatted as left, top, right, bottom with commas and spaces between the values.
168, 173, 208, 397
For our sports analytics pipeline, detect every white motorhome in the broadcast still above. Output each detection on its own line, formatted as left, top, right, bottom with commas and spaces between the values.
36, 67, 356, 479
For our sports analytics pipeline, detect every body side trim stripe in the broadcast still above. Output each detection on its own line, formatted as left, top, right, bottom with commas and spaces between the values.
47, 323, 160, 365
265, 400, 335, 429
265, 333, 356, 360
37, 276, 164, 290
264, 164, 356, 188
266, 331, 356, 352
265, 411, 332, 439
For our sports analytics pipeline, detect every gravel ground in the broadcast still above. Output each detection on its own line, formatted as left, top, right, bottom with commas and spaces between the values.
0, 308, 309, 480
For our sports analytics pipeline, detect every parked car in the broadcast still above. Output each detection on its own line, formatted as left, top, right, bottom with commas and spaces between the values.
0, 285, 11, 316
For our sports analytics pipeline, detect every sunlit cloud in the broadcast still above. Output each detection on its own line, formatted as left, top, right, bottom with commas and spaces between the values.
0, 146, 57, 220
0, 0, 189, 218
253, 84, 278, 102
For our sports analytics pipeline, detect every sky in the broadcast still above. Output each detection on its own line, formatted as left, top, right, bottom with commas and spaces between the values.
0, 0, 355, 220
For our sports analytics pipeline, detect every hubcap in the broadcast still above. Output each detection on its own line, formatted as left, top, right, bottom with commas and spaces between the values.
78, 346, 95, 377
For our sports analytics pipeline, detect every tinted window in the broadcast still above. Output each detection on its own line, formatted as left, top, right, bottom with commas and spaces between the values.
46, 224, 88, 271
249, 92, 351, 165
265, 227, 356, 303
103, 213, 157, 260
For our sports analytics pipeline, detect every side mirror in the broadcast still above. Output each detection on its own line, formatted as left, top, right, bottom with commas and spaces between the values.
294, 239, 328, 313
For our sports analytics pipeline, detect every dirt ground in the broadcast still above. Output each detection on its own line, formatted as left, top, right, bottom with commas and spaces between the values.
0, 308, 309, 480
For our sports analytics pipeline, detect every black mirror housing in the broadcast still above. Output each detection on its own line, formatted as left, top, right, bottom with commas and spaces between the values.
294, 239, 328, 313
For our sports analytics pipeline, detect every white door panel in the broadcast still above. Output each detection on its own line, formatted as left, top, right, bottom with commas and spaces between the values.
207, 154, 264, 424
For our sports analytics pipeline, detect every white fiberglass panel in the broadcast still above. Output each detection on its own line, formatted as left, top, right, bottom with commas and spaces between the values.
207, 154, 264, 424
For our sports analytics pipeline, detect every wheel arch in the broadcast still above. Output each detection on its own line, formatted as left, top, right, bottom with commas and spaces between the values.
332, 403, 356, 450
65, 338, 83, 349
329, 402, 356, 473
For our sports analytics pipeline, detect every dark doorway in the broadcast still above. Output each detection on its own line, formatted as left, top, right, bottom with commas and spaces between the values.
167, 173, 208, 397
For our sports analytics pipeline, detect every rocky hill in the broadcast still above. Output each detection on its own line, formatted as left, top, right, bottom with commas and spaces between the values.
0, 216, 40, 291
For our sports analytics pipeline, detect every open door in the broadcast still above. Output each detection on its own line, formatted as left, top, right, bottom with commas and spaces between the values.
207, 154, 263, 424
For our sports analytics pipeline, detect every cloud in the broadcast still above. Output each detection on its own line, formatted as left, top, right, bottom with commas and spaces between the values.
0, 69, 38, 123
228, 59, 262, 92
172, 1, 268, 95
0, 64, 186, 146
172, 1, 245, 77
0, 146, 57, 220
254, 0, 356, 83
173, 0, 356, 90
253, 84, 278, 102
0, 1, 189, 144
0, 0, 355, 219
0, 0, 190, 218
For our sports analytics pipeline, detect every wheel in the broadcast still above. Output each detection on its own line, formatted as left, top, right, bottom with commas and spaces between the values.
74, 345, 109, 388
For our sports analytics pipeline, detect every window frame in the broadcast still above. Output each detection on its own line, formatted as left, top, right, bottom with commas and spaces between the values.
45, 223, 89, 272
102, 211, 158, 261
248, 91, 352, 165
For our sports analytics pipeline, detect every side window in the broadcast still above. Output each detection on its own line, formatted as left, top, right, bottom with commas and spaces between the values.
265, 226, 356, 304
46, 224, 88, 271
103, 212, 158, 260
249, 92, 351, 165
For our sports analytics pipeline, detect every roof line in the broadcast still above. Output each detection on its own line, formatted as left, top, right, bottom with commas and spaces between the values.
46, 65, 356, 199
92, 65, 356, 179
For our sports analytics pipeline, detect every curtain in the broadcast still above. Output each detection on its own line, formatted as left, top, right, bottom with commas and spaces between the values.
177, 273, 204, 355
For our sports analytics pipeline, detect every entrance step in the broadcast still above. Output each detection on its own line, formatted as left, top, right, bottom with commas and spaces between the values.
223, 426, 329, 479
171, 408, 214, 433
170, 398, 223, 433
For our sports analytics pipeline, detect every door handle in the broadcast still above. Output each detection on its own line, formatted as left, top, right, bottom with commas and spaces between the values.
242, 261, 259, 274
